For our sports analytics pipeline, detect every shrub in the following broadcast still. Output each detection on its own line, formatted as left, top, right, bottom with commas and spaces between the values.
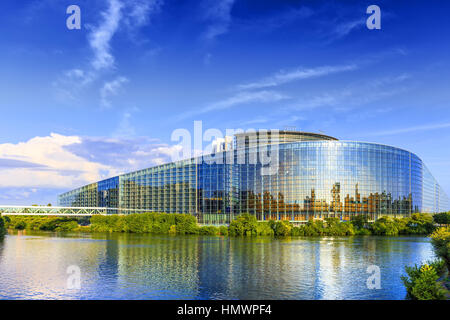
406, 213, 435, 234
256, 222, 275, 236
291, 219, 357, 237
124, 213, 154, 233
339, 221, 356, 236
218, 225, 228, 236
324, 218, 355, 236
401, 260, 446, 300
55, 220, 79, 232
90, 212, 202, 235
229, 214, 258, 236
371, 216, 399, 235
430, 227, 450, 273
0, 216, 6, 236
175, 214, 199, 235
433, 212, 450, 226
300, 220, 324, 236
351, 214, 369, 229
2, 216, 11, 226
168, 225, 177, 234
269, 220, 292, 236
14, 220, 27, 230
39, 218, 79, 232
90, 215, 119, 232
291, 226, 303, 236
355, 228, 372, 235
198, 225, 220, 235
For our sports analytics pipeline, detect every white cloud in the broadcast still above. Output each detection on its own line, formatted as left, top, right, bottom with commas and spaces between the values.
178, 90, 289, 120
238, 64, 357, 90
206, 90, 288, 112
287, 73, 411, 112
368, 122, 450, 137
100, 76, 129, 108
54, 0, 162, 107
65, 69, 84, 79
64, 68, 95, 86
202, 0, 235, 40
124, 0, 163, 29
331, 18, 365, 39
0, 133, 184, 190
52, 68, 96, 103
89, 0, 124, 71
88, 0, 163, 70
0, 133, 112, 188
239, 117, 269, 126
112, 107, 139, 138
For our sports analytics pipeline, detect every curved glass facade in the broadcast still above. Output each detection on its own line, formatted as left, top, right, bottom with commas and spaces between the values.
59, 139, 449, 224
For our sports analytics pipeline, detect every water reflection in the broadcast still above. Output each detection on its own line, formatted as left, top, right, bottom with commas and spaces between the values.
0, 231, 435, 300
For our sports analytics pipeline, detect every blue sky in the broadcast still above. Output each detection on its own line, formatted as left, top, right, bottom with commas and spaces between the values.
0, 0, 450, 205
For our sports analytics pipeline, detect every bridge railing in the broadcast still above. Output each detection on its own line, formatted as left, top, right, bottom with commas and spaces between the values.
0, 206, 150, 216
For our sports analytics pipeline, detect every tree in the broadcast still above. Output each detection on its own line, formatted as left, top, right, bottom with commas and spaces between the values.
402, 263, 446, 300
269, 220, 292, 236
407, 213, 435, 234
0, 216, 6, 236
433, 212, 450, 226
371, 216, 399, 235
430, 227, 450, 273
351, 214, 369, 229
229, 214, 258, 236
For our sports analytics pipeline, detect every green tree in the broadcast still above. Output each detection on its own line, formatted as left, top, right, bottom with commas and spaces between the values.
218, 225, 229, 236
433, 212, 450, 226
0, 216, 6, 236
401, 262, 446, 300
300, 220, 325, 236
430, 227, 450, 273
14, 220, 26, 230
198, 225, 220, 235
406, 213, 435, 234
174, 214, 198, 234
350, 214, 369, 229
255, 222, 275, 236
269, 220, 292, 236
371, 216, 399, 235
229, 214, 258, 236
168, 225, 177, 235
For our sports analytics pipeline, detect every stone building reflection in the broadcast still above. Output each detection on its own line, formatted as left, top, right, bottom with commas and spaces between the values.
237, 182, 412, 222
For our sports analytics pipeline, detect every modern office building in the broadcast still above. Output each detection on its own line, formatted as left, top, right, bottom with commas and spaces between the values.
58, 131, 449, 224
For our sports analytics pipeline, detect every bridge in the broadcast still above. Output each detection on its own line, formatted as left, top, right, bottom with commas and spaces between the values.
0, 206, 149, 216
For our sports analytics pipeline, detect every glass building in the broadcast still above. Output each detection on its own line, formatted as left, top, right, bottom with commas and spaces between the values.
58, 131, 449, 224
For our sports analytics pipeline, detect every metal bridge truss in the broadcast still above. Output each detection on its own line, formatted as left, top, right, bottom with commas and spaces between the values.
0, 206, 150, 216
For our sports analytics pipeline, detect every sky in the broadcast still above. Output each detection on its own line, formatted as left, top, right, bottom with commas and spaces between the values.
0, 0, 450, 205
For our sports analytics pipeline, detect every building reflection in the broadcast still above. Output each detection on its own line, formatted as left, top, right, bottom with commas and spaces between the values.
0, 232, 440, 299
237, 182, 413, 222
97, 233, 119, 282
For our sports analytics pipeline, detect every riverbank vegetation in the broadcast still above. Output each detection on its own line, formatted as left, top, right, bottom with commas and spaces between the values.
90, 212, 210, 234
4, 212, 449, 238
401, 259, 447, 300
430, 227, 450, 273
433, 212, 450, 226
6, 212, 449, 300
3, 216, 82, 232
401, 226, 450, 300
0, 216, 6, 236
229, 212, 443, 237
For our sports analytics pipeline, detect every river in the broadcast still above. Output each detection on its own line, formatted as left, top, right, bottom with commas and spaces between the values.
0, 231, 435, 300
